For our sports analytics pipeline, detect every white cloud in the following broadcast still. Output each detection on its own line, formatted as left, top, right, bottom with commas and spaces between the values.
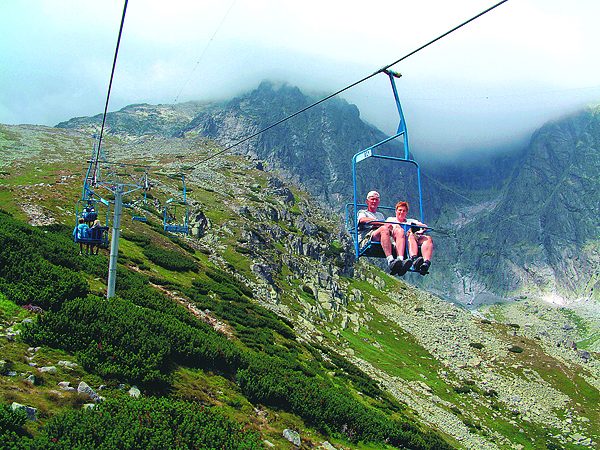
2, 0, 600, 160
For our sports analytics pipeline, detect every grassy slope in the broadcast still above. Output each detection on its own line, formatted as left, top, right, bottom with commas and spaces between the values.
0, 151, 437, 449
1, 126, 599, 449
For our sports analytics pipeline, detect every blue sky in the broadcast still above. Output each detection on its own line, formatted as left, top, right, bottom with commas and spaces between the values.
2, 0, 600, 162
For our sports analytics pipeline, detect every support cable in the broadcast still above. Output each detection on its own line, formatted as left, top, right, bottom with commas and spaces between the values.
188, 0, 508, 169
174, 0, 238, 103
93, 0, 129, 176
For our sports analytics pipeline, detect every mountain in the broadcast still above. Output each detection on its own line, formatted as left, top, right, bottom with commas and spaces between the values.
424, 106, 600, 309
57, 81, 412, 209
57, 83, 600, 311
1, 83, 598, 449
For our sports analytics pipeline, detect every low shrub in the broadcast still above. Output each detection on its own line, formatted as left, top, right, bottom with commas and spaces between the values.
324, 244, 344, 258
142, 244, 197, 272
21, 296, 243, 390
302, 285, 314, 296
205, 267, 254, 298
508, 345, 524, 353
120, 233, 151, 247
0, 404, 27, 433
0, 210, 89, 311
483, 389, 498, 397
23, 396, 262, 449
454, 386, 472, 394
0, 359, 15, 376
171, 238, 195, 254
235, 245, 252, 254
237, 357, 450, 449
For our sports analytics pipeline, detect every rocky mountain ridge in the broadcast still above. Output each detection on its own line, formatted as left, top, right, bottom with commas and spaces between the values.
2, 117, 600, 448
56, 83, 600, 310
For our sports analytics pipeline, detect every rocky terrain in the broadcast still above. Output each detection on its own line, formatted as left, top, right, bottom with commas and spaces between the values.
2, 83, 600, 449
53, 83, 600, 312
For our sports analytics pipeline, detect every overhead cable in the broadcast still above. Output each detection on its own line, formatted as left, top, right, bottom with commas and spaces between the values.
174, 0, 238, 103
94, 0, 129, 176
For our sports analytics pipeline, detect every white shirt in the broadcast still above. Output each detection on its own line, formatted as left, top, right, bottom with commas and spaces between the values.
357, 209, 385, 241
386, 216, 425, 234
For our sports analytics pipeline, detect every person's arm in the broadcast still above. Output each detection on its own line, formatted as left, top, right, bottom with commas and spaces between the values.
404, 218, 430, 234
358, 212, 388, 229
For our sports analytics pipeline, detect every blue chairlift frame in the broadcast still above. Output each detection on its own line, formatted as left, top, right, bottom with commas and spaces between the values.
130, 173, 150, 222
346, 70, 425, 260
124, 192, 149, 222
75, 166, 111, 247
131, 197, 148, 222
75, 144, 151, 248
164, 173, 190, 235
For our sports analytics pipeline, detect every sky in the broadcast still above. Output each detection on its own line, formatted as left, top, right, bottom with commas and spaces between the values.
2, 0, 600, 163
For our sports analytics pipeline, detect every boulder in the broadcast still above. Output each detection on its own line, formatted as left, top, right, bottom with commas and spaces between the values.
283, 429, 301, 446
11, 402, 37, 421
78, 381, 102, 402
129, 386, 141, 398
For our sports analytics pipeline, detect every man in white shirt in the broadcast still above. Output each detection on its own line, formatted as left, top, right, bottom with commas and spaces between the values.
357, 191, 413, 275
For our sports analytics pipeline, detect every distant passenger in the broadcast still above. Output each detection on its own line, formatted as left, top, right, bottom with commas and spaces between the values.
83, 205, 97, 223
387, 201, 433, 275
357, 190, 412, 276
73, 217, 91, 256
90, 219, 102, 255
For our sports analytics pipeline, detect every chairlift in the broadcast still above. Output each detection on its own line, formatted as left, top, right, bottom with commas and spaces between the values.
75, 142, 151, 250
163, 173, 190, 235
74, 161, 110, 248
124, 192, 149, 222
345, 70, 429, 268
130, 173, 151, 222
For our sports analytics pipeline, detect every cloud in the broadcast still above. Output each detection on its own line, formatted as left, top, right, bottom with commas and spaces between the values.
2, 0, 600, 162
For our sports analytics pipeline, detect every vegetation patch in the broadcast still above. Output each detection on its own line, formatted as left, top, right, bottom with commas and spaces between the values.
235, 245, 252, 254
0, 210, 88, 311
22, 295, 242, 390
453, 386, 472, 394
142, 244, 197, 272
120, 232, 151, 247
170, 237, 196, 254
2, 396, 262, 449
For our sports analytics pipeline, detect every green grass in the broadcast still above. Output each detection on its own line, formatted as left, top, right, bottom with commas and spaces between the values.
0, 294, 20, 321
2, 131, 599, 450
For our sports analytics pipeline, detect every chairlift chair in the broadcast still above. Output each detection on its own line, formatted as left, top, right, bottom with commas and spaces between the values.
75, 194, 110, 248
346, 70, 429, 269
163, 173, 190, 235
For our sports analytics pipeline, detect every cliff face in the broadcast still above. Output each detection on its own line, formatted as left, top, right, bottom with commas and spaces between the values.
433, 106, 600, 304
507, 108, 600, 299
56, 84, 600, 306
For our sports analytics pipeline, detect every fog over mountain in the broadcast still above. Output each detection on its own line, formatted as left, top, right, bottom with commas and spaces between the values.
51, 81, 600, 313
3, 0, 600, 164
